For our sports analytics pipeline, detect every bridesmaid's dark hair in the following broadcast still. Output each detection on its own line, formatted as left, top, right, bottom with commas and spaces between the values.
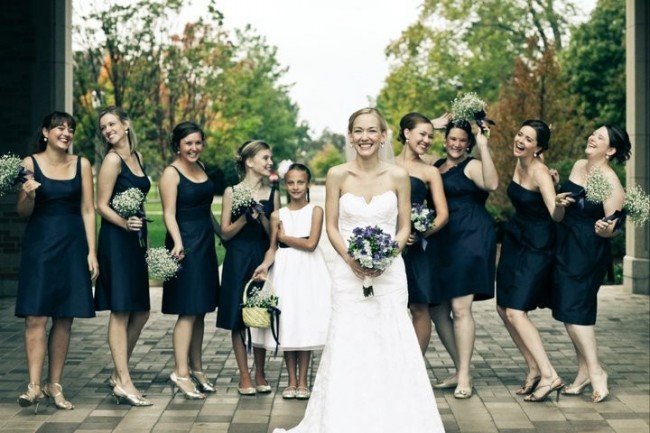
285, 162, 312, 203
97, 106, 138, 155
171, 121, 205, 153
604, 125, 631, 164
444, 121, 476, 152
34, 111, 76, 153
398, 112, 431, 144
522, 119, 551, 156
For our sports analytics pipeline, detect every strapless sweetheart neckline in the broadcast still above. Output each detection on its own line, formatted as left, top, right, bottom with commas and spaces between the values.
340, 190, 396, 205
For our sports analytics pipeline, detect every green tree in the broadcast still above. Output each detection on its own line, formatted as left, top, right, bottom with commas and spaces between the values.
563, 0, 625, 127
310, 143, 346, 178
376, 0, 577, 131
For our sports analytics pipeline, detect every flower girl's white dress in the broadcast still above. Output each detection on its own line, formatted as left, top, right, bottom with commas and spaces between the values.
274, 191, 445, 433
252, 203, 331, 350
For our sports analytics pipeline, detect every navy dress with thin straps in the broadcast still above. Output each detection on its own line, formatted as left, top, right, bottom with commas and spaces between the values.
15, 156, 95, 318
95, 153, 151, 312
217, 186, 275, 331
161, 165, 219, 315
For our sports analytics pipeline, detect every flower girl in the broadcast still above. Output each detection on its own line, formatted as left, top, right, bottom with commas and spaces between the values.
252, 163, 331, 400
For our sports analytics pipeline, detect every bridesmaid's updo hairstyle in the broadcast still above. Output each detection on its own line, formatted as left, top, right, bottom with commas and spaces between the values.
398, 112, 430, 144
171, 121, 205, 153
35, 111, 76, 153
347, 107, 388, 133
604, 125, 632, 164
97, 105, 138, 154
444, 120, 476, 152
522, 119, 551, 157
285, 162, 312, 203
235, 140, 271, 179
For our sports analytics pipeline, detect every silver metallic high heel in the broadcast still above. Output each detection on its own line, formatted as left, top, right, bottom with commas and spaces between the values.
43, 383, 74, 410
112, 384, 153, 407
18, 383, 44, 414
169, 372, 205, 400
190, 370, 216, 393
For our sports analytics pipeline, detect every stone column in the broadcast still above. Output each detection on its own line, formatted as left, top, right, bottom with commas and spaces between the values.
624, 0, 649, 295
0, 0, 72, 296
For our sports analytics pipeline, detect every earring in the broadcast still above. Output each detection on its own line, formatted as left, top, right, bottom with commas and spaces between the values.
349, 143, 354, 148
534, 152, 539, 158
605, 155, 610, 160
381, 142, 385, 148
405, 138, 409, 144
125, 128, 129, 133
44, 137, 48, 142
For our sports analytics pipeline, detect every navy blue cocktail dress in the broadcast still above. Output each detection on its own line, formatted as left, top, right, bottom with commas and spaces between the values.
497, 181, 555, 311
95, 153, 151, 312
217, 186, 276, 331
553, 180, 611, 325
161, 166, 219, 315
434, 157, 496, 301
403, 176, 441, 305
15, 156, 95, 318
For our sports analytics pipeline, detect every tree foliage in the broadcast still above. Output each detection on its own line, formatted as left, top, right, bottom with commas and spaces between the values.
563, 0, 625, 127
72, 0, 307, 191
376, 0, 577, 131
487, 45, 585, 219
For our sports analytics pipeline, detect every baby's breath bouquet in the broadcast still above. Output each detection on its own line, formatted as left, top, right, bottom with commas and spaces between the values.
347, 225, 400, 297
623, 184, 650, 225
603, 184, 650, 227
111, 187, 150, 247
584, 166, 613, 203
450, 92, 495, 137
231, 183, 263, 218
145, 247, 181, 282
0, 153, 32, 197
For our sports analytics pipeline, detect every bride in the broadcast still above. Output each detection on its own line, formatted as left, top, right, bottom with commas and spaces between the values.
274, 108, 446, 433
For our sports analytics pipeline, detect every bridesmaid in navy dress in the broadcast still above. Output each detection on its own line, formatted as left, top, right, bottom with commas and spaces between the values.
395, 112, 449, 353
496, 120, 568, 402
553, 125, 630, 403
16, 112, 98, 413
94, 106, 152, 406
218, 140, 280, 395
159, 122, 220, 399
431, 120, 498, 399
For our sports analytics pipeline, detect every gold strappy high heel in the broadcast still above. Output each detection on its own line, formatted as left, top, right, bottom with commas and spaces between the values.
43, 383, 74, 410
18, 383, 44, 414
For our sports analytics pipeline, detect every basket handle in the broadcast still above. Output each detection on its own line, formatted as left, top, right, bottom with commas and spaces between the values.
242, 276, 275, 304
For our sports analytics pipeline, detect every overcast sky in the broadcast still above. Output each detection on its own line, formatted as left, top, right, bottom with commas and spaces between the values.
180, 0, 596, 136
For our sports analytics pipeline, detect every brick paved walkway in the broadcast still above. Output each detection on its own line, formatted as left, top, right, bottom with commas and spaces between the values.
0, 285, 647, 433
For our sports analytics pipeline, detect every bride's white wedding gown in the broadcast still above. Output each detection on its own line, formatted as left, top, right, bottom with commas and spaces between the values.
274, 191, 445, 433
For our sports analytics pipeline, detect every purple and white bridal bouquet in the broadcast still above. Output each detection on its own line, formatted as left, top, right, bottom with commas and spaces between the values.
110, 187, 151, 247
410, 203, 435, 250
145, 247, 181, 282
451, 92, 495, 137
0, 153, 32, 197
347, 225, 400, 297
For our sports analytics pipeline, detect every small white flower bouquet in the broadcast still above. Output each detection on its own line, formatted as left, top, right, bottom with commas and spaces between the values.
0, 153, 32, 197
111, 187, 151, 247
231, 183, 263, 218
145, 247, 181, 282
347, 225, 400, 297
450, 92, 495, 137
602, 184, 650, 227
584, 166, 613, 204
